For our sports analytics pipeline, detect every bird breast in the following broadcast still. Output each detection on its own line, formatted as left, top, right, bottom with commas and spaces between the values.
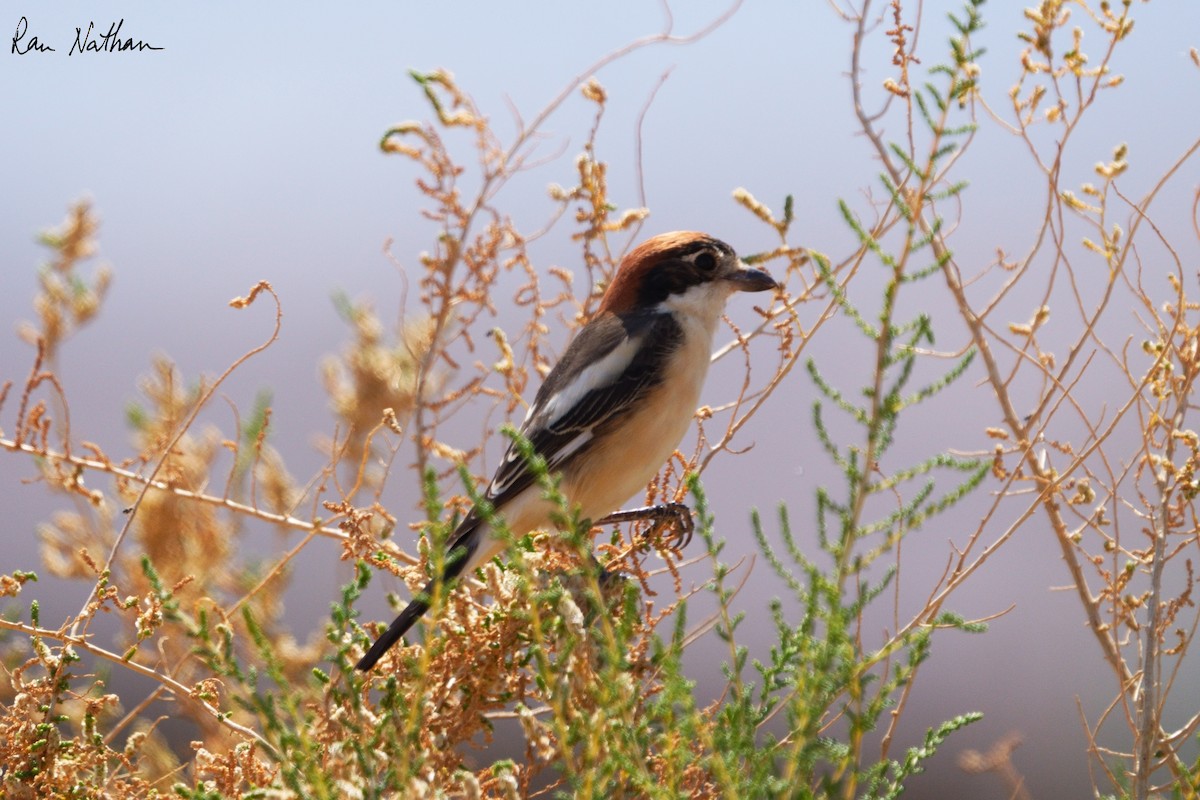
561, 305, 718, 521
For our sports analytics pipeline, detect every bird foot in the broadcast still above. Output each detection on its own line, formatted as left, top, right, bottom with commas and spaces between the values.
595, 501, 694, 549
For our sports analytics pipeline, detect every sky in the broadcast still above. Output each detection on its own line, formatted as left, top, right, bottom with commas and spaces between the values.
3, 2, 1200, 797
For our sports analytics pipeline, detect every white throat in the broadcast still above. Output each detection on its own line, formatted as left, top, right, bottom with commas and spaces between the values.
657, 281, 733, 343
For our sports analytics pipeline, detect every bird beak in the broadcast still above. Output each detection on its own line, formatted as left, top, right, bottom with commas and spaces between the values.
727, 263, 779, 293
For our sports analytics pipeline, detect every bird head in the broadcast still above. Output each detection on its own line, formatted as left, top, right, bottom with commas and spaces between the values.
598, 231, 778, 318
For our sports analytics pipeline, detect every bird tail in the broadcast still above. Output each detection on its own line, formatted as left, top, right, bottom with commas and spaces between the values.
355, 526, 480, 672
354, 582, 434, 671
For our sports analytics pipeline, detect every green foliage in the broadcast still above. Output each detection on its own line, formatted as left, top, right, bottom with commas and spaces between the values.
713, 3, 990, 793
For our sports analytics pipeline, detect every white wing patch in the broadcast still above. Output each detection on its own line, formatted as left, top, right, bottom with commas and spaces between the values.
546, 430, 592, 468
539, 333, 644, 428
485, 327, 647, 500
486, 428, 593, 498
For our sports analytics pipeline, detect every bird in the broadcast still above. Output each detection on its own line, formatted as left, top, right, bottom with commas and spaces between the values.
356, 231, 778, 671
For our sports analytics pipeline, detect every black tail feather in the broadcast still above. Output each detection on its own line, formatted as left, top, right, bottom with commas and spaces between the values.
355, 536, 477, 671
354, 583, 434, 671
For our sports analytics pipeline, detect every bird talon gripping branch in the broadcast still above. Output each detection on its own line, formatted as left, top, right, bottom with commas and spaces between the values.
356, 231, 777, 671
655, 501, 695, 549
595, 501, 695, 550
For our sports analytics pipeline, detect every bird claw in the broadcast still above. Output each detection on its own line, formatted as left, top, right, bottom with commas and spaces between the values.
653, 501, 695, 550
595, 501, 695, 550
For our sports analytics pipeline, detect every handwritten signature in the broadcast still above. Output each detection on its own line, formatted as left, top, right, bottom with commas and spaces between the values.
12, 16, 164, 55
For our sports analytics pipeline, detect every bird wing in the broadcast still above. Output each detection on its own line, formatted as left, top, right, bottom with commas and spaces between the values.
443, 311, 680, 553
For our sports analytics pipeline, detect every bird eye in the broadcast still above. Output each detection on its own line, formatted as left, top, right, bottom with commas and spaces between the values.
694, 251, 717, 272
